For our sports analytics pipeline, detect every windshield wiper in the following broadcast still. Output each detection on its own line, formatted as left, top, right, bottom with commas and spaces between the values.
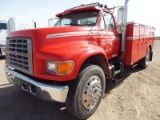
65, 23, 95, 27
65, 23, 83, 26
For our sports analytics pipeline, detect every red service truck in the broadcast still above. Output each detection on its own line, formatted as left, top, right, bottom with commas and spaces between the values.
4, 1, 155, 119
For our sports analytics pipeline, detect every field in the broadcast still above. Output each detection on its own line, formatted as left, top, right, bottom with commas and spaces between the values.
0, 41, 160, 120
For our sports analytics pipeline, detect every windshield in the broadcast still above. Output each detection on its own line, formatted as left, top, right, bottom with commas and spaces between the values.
55, 10, 99, 27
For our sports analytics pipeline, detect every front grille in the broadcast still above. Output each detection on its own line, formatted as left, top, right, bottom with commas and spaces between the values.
6, 37, 33, 75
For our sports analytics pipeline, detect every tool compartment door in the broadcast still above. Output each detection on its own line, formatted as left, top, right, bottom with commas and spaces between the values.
124, 23, 139, 65
139, 26, 145, 60
124, 22, 155, 66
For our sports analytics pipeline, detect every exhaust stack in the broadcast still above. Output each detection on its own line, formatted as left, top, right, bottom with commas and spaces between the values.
119, 0, 130, 60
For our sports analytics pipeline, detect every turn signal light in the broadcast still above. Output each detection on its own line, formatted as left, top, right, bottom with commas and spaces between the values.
47, 60, 75, 75
57, 61, 74, 75
80, 4, 85, 6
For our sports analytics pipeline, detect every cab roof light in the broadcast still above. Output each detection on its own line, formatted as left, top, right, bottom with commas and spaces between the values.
80, 4, 85, 6
104, 5, 108, 8
65, 2, 100, 11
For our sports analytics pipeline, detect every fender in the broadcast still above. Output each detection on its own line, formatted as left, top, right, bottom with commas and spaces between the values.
71, 45, 110, 79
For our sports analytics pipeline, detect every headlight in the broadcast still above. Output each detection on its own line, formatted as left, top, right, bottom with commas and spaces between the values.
47, 60, 75, 75
47, 61, 57, 73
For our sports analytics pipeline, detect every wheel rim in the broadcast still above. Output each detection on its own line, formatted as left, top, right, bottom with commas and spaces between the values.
145, 48, 150, 65
82, 75, 102, 109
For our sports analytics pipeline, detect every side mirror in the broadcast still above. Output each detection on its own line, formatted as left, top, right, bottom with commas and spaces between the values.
117, 7, 125, 34
48, 18, 59, 27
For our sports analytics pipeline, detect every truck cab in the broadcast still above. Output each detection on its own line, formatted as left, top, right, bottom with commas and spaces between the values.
51, 5, 120, 60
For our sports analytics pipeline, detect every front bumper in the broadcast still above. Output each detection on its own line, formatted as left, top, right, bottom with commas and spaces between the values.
4, 66, 69, 103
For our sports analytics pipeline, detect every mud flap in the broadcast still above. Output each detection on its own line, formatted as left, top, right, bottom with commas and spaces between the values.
150, 52, 153, 61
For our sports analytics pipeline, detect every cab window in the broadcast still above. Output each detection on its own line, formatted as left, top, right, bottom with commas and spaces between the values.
103, 12, 116, 30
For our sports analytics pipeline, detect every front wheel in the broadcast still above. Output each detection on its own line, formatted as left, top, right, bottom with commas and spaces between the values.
66, 65, 106, 119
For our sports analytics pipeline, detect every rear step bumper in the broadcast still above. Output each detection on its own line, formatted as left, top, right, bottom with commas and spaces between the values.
4, 66, 69, 103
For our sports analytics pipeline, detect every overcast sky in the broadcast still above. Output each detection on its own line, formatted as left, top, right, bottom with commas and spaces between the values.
0, 0, 159, 35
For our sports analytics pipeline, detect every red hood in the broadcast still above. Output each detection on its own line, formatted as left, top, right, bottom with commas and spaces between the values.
8, 26, 98, 60
6, 26, 106, 81
8, 26, 93, 38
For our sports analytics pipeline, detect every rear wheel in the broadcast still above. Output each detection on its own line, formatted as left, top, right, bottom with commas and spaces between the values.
66, 65, 105, 119
138, 47, 150, 69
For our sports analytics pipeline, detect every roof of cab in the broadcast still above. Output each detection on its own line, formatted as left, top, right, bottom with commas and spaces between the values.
56, 2, 107, 17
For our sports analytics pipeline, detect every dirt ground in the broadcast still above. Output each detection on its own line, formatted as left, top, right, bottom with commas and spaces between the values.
0, 41, 160, 120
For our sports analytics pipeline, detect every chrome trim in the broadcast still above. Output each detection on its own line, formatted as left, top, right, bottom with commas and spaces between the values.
127, 36, 139, 40
90, 31, 100, 35
5, 37, 33, 76
46, 31, 89, 39
120, 0, 129, 52
4, 66, 69, 103
82, 75, 102, 109
127, 36, 154, 40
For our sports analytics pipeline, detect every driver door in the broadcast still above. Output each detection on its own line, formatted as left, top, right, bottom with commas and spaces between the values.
100, 12, 120, 59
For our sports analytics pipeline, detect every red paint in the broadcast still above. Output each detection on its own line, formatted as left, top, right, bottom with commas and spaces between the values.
7, 6, 155, 82
124, 23, 155, 65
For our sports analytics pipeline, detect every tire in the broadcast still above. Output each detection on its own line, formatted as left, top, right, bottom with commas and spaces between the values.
138, 47, 150, 69
66, 65, 106, 119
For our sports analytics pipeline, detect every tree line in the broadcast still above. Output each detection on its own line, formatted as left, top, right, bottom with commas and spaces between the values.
155, 36, 160, 40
